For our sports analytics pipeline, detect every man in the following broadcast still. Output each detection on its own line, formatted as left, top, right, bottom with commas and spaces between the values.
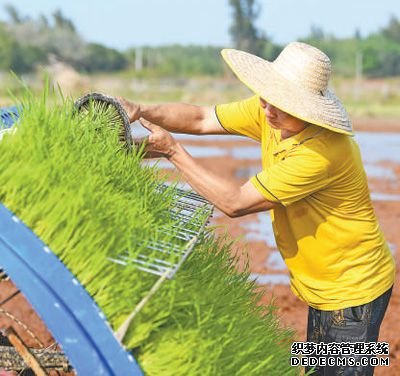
118, 42, 395, 375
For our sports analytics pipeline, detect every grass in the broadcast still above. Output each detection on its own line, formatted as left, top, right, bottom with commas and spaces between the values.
332, 76, 400, 119
0, 86, 298, 375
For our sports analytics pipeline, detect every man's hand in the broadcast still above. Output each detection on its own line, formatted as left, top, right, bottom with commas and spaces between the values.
138, 118, 179, 159
117, 97, 141, 123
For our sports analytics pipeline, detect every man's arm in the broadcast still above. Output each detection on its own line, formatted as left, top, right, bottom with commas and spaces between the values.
118, 98, 227, 135
171, 143, 275, 217
140, 119, 276, 217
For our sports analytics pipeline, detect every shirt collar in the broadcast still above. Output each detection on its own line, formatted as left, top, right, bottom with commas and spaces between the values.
272, 124, 325, 155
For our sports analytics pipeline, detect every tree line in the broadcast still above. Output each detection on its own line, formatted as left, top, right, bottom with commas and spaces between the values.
0, 3, 399, 78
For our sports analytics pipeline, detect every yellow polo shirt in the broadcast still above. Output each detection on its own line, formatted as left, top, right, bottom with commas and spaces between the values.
215, 95, 395, 310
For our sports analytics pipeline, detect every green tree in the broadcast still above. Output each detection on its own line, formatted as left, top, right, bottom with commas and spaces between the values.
362, 34, 400, 77
228, 0, 266, 55
357, 16, 400, 77
309, 25, 325, 40
4, 4, 24, 24
0, 22, 13, 70
80, 43, 128, 72
10, 44, 45, 73
125, 45, 224, 77
52, 9, 76, 33
381, 15, 400, 42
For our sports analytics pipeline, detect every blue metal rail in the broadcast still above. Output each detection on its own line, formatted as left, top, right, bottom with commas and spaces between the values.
0, 106, 20, 129
0, 204, 143, 375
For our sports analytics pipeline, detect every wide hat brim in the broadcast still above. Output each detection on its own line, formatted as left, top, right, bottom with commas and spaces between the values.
221, 49, 353, 136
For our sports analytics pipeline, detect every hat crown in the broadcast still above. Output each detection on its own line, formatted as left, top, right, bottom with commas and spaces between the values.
273, 42, 331, 94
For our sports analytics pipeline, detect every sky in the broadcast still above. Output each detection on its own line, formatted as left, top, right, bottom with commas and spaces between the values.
1, 1, 399, 50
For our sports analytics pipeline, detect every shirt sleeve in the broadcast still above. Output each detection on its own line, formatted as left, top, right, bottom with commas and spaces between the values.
215, 95, 263, 142
250, 147, 330, 206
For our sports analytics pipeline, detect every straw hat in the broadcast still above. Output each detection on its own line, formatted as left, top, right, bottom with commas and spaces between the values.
221, 42, 353, 135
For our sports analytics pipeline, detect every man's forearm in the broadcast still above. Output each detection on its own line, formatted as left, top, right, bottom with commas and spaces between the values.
140, 103, 206, 134
168, 143, 241, 216
118, 97, 224, 135
167, 143, 275, 218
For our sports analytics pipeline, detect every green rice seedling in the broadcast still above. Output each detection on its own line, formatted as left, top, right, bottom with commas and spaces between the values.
136, 236, 297, 376
74, 92, 132, 150
0, 87, 298, 375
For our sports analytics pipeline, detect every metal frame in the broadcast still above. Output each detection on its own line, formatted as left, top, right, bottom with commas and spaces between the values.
109, 186, 213, 279
0, 106, 20, 129
114, 186, 214, 341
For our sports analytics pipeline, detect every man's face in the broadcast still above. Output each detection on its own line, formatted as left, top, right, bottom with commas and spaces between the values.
259, 97, 301, 131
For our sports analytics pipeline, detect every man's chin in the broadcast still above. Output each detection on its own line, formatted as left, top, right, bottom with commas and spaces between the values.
268, 121, 280, 129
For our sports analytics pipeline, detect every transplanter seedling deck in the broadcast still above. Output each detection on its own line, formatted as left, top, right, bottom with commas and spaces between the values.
0, 103, 214, 374
0, 185, 213, 374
